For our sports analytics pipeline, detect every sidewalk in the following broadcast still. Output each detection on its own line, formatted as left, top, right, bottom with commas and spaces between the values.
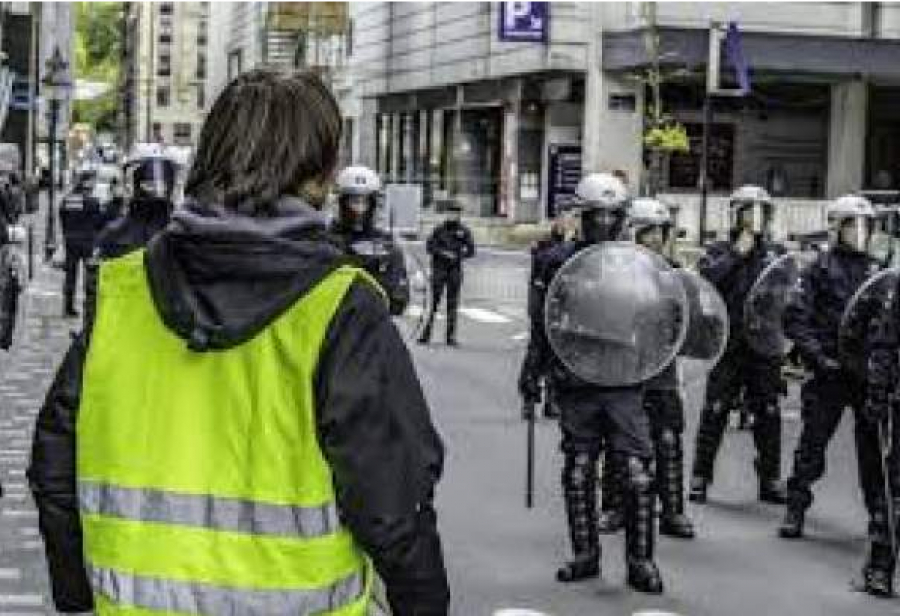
0, 204, 78, 614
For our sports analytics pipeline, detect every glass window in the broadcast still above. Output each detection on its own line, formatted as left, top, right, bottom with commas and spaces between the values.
196, 53, 206, 80
173, 123, 192, 145
159, 3, 173, 15
227, 50, 242, 80
197, 84, 205, 109
157, 53, 171, 77
156, 86, 170, 107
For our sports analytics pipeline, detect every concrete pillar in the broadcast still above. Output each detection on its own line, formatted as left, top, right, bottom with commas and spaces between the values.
390, 112, 401, 182
827, 80, 867, 198
501, 95, 520, 220
582, 2, 604, 175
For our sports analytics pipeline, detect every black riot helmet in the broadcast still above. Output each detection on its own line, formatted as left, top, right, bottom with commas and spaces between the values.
127, 156, 179, 203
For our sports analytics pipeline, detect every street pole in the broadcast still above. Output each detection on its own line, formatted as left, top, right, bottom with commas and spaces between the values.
44, 98, 57, 262
581, 1, 603, 175
699, 95, 711, 244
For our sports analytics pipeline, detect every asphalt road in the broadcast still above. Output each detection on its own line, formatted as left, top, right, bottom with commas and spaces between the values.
1, 234, 899, 615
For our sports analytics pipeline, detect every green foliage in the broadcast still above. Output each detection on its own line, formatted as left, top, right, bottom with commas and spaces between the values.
644, 123, 690, 154
72, 2, 122, 132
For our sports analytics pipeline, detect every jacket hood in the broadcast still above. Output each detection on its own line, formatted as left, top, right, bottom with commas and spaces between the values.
145, 196, 346, 351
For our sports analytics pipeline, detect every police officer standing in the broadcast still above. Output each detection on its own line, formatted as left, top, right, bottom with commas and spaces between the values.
83, 154, 180, 328
418, 204, 475, 346
519, 216, 567, 419
331, 165, 409, 316
59, 170, 105, 317
689, 186, 788, 504
534, 173, 664, 594
780, 195, 882, 543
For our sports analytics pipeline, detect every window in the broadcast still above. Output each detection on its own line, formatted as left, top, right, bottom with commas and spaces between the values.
196, 52, 207, 80
159, 32, 172, 44
227, 50, 242, 80
159, 3, 173, 15
152, 123, 164, 143
156, 86, 170, 107
157, 53, 171, 77
197, 84, 205, 109
173, 123, 192, 145
197, 20, 208, 46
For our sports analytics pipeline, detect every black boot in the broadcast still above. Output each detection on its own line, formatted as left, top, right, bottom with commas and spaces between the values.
863, 543, 895, 598
624, 457, 664, 594
688, 475, 708, 503
417, 321, 432, 345
759, 478, 788, 504
557, 452, 601, 583
657, 430, 695, 539
778, 506, 805, 539
598, 452, 625, 534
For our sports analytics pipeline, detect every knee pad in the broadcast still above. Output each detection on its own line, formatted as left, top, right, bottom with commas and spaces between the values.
563, 452, 597, 490
625, 456, 653, 493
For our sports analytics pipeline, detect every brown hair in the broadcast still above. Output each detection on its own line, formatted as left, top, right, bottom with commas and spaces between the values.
185, 69, 341, 211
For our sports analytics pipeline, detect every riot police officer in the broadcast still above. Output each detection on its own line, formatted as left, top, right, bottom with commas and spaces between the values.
59, 170, 106, 317
535, 173, 664, 594
418, 205, 475, 346
519, 217, 567, 419
780, 195, 883, 543
595, 199, 695, 539
84, 155, 179, 327
689, 186, 788, 504
331, 165, 409, 316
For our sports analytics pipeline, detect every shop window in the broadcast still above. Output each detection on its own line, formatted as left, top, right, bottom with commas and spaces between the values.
608, 93, 637, 112
667, 123, 734, 191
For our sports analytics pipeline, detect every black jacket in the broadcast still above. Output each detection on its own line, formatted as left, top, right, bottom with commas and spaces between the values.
59, 192, 106, 252
28, 197, 450, 615
784, 245, 879, 372
696, 239, 786, 339
425, 221, 474, 270
330, 225, 410, 316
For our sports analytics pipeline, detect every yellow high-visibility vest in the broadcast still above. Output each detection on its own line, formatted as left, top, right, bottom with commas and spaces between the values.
77, 250, 373, 615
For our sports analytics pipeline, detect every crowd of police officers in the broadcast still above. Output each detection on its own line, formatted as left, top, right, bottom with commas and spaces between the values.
521, 172, 900, 599
8, 145, 900, 604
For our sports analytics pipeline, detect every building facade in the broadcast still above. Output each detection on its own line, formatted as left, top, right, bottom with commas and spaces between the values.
351, 2, 900, 223
119, 2, 209, 152
208, 2, 357, 166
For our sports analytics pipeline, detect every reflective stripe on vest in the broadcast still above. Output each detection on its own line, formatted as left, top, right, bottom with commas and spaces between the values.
78, 251, 375, 615
90, 565, 364, 616
79, 480, 342, 538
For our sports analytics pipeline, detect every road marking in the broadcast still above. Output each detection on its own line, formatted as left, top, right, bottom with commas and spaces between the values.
458, 307, 511, 324
511, 332, 529, 341
1, 509, 36, 518
0, 569, 21, 580
0, 594, 43, 606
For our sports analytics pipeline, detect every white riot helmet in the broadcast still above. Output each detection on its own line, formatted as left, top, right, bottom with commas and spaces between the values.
336, 165, 382, 234
574, 173, 629, 242
336, 165, 382, 196
828, 194, 875, 253
729, 185, 774, 237
627, 197, 673, 255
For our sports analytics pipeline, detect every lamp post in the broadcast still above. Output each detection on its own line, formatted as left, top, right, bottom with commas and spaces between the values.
42, 46, 69, 262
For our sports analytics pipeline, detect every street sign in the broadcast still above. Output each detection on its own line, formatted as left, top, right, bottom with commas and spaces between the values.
547, 144, 581, 218
499, 2, 549, 43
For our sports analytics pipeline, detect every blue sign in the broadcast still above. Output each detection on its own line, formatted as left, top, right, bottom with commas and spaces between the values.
499, 2, 548, 43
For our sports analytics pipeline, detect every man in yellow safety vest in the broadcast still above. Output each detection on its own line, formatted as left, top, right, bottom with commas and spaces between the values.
28, 69, 450, 616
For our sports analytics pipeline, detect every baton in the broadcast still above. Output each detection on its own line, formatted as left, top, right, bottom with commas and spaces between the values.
525, 400, 535, 509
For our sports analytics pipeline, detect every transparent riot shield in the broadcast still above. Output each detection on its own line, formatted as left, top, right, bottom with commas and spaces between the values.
743, 253, 803, 358
839, 268, 899, 381
393, 244, 431, 342
677, 268, 729, 373
544, 242, 689, 387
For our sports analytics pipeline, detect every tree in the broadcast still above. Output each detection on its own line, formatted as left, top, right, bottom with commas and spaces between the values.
72, 2, 122, 133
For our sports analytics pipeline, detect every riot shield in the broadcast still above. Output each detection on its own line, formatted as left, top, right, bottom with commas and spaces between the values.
393, 245, 431, 342
544, 242, 689, 387
677, 268, 729, 367
743, 253, 803, 358
839, 268, 899, 381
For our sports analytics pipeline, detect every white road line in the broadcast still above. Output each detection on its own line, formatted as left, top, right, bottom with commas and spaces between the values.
511, 332, 529, 341
0, 569, 21, 581
0, 594, 43, 606
458, 307, 512, 324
